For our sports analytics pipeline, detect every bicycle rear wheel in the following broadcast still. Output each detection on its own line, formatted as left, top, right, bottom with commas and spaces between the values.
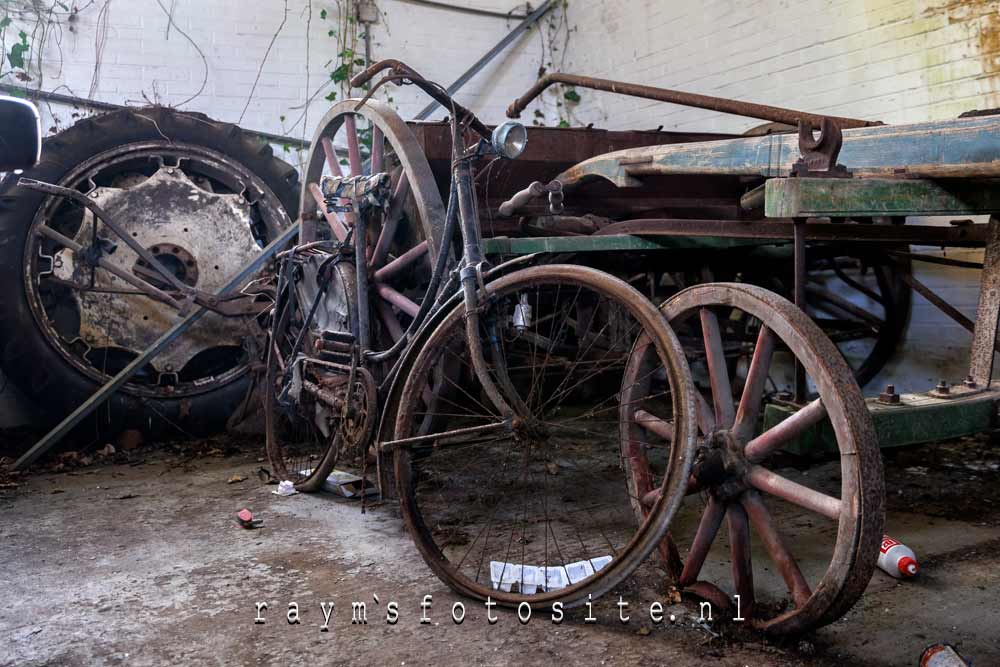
390, 264, 697, 608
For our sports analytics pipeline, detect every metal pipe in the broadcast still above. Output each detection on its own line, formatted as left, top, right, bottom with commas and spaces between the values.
414, 0, 556, 120
506, 73, 880, 129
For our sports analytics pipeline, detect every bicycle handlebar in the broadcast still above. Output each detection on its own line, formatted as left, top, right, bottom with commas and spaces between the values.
350, 59, 491, 140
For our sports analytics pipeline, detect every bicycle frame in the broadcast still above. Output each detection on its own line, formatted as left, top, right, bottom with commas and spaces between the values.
282, 61, 526, 423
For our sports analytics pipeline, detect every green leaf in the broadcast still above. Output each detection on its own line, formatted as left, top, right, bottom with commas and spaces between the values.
324, 91, 337, 101
8, 42, 28, 70
279, 114, 286, 122
327, 29, 335, 37
320, 8, 327, 19
0, 16, 11, 28
563, 89, 581, 103
558, 120, 570, 128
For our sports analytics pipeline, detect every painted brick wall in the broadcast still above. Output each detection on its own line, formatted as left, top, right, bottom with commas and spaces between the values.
10, 1, 549, 149
559, 0, 1000, 133
552, 0, 999, 394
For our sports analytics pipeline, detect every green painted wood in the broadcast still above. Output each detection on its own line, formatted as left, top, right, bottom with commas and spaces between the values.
762, 389, 999, 457
765, 177, 1000, 218
482, 234, 771, 255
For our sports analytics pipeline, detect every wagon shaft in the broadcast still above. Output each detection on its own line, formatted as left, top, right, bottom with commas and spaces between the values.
557, 115, 1000, 188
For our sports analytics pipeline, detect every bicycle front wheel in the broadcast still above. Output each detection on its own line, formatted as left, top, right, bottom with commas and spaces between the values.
390, 264, 697, 608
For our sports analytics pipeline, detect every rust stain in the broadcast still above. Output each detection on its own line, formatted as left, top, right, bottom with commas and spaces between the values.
923, 0, 1000, 75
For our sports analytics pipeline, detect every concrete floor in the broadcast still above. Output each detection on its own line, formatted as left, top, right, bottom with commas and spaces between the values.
1, 434, 999, 667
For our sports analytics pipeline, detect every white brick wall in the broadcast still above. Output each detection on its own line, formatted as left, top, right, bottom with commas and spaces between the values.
11, 1, 549, 146
558, 0, 1000, 133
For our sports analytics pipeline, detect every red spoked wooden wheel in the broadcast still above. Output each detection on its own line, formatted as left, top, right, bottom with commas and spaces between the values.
620, 283, 884, 634
299, 99, 448, 357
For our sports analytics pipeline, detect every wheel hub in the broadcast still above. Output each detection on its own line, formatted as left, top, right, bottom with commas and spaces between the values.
693, 429, 750, 499
50, 165, 262, 382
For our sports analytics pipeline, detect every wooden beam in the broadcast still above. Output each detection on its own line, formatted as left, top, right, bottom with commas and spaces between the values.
765, 177, 1000, 218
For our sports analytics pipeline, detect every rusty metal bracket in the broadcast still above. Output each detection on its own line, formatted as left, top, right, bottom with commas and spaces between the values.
790, 118, 851, 178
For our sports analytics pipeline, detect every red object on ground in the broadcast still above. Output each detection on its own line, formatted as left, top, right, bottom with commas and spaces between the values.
236, 508, 261, 529
878, 535, 919, 578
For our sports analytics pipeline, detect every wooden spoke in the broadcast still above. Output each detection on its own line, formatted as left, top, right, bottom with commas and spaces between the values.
700, 308, 735, 428
741, 491, 812, 607
320, 137, 343, 178
746, 464, 841, 520
371, 125, 384, 174
374, 241, 428, 283
727, 502, 755, 618
633, 408, 674, 441
678, 497, 726, 587
377, 298, 405, 342
732, 325, 776, 441
744, 398, 825, 462
372, 174, 412, 267
696, 391, 716, 435
376, 283, 419, 317
307, 182, 348, 241
344, 114, 363, 177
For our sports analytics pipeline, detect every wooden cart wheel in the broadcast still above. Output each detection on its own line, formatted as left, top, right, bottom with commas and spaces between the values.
392, 265, 698, 608
620, 283, 884, 634
300, 99, 448, 358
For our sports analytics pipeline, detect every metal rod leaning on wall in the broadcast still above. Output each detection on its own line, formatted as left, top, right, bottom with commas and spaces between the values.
414, 0, 556, 120
505, 72, 881, 129
11, 223, 300, 471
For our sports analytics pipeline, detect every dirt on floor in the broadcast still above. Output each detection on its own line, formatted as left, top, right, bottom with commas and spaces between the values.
1, 432, 999, 667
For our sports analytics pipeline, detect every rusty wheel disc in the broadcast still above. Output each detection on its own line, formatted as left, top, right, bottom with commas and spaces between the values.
392, 265, 697, 608
621, 283, 883, 634
300, 100, 447, 360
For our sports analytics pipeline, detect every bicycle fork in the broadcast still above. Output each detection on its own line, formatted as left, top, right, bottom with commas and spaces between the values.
452, 154, 532, 423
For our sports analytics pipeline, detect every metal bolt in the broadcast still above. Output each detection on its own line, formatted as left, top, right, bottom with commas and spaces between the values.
936, 379, 950, 394
878, 384, 900, 404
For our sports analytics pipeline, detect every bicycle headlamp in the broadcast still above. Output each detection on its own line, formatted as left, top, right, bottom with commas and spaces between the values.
491, 121, 528, 159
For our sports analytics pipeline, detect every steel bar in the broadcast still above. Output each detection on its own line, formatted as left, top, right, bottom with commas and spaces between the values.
20, 178, 191, 295
969, 217, 1000, 386
898, 271, 977, 335
379, 419, 512, 450
507, 73, 877, 129
35, 225, 183, 310
13, 222, 299, 470
414, 0, 556, 120
746, 464, 841, 521
794, 220, 807, 403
